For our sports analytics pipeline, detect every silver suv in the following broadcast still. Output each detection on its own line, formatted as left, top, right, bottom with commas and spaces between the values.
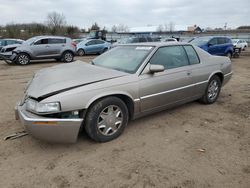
11, 36, 76, 65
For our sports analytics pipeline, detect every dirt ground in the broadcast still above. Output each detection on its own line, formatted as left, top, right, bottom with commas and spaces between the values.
0, 50, 249, 188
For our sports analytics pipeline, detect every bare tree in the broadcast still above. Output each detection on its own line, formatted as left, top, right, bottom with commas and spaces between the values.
111, 25, 117, 33
46, 12, 66, 34
116, 24, 129, 32
157, 24, 164, 32
169, 22, 175, 32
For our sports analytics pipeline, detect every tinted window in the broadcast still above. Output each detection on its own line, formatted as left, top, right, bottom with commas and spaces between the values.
139, 37, 147, 42
184, 46, 200, 65
131, 38, 139, 43
146, 37, 153, 42
150, 46, 189, 69
95, 40, 104, 44
34, 39, 48, 45
209, 38, 217, 45
217, 38, 226, 44
86, 40, 96, 46
6, 40, 17, 45
48, 38, 66, 44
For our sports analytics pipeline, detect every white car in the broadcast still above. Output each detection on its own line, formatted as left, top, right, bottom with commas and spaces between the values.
232, 39, 248, 50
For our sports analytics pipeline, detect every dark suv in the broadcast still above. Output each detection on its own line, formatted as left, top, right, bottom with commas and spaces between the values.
190, 36, 234, 58
11, 36, 76, 65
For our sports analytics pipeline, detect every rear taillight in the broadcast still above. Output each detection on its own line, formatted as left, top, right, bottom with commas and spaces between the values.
71, 42, 77, 48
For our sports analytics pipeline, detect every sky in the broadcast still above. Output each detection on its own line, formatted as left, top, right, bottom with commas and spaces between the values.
0, 0, 249, 30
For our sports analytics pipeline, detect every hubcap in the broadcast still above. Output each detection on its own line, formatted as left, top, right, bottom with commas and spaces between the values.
208, 80, 219, 101
97, 105, 123, 136
78, 50, 84, 56
18, 55, 29, 64
65, 53, 73, 62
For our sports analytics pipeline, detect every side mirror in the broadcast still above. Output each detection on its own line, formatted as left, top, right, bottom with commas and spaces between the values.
149, 64, 164, 73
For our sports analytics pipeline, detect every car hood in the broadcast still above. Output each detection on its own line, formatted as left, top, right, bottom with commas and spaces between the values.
26, 61, 128, 99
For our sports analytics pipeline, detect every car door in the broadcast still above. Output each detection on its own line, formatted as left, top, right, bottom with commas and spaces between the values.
139, 45, 194, 112
183, 45, 208, 95
94, 40, 105, 53
217, 37, 227, 55
31, 38, 50, 57
85, 40, 96, 54
207, 38, 219, 55
48, 38, 66, 56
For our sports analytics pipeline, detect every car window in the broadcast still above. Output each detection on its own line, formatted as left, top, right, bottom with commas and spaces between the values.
131, 38, 139, 43
209, 38, 217, 45
95, 40, 104, 44
150, 46, 189, 69
217, 38, 226, 44
34, 39, 48, 45
93, 46, 153, 73
6, 40, 17, 45
139, 38, 147, 42
183, 46, 200, 65
48, 38, 66, 44
86, 40, 96, 46
146, 37, 153, 42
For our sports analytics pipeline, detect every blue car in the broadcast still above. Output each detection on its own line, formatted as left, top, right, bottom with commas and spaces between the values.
77, 39, 111, 56
190, 36, 233, 58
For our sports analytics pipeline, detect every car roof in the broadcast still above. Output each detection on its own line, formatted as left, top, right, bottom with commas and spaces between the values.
119, 42, 190, 47
33, 35, 69, 39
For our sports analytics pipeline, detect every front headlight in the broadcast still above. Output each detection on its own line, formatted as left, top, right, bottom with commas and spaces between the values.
26, 98, 61, 113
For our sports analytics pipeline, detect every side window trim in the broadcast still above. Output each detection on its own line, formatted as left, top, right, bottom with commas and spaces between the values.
183, 45, 201, 65
148, 45, 190, 70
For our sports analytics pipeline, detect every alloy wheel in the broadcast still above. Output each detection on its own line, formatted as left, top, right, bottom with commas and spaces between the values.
97, 105, 123, 136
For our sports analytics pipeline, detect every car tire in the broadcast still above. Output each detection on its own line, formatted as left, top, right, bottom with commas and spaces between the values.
200, 75, 222, 104
77, 49, 85, 56
62, 51, 74, 63
102, 48, 108, 54
85, 97, 129, 142
16, 53, 30, 65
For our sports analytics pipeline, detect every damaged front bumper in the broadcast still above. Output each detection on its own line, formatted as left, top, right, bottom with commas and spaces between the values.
15, 103, 83, 143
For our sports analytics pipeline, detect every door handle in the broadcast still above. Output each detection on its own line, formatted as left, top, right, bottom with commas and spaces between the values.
187, 71, 192, 76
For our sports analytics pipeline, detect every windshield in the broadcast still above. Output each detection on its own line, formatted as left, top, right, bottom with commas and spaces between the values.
231, 39, 238, 43
190, 37, 211, 46
92, 46, 153, 73
89, 31, 96, 38
118, 38, 135, 44
24, 37, 38, 44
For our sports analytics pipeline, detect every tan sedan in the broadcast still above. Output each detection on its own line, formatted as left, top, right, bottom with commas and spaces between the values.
15, 42, 232, 143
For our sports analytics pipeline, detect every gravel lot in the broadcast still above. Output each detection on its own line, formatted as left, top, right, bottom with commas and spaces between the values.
0, 51, 249, 188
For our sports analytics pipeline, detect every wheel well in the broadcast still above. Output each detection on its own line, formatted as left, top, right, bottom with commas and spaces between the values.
214, 72, 224, 83
86, 94, 134, 120
62, 50, 74, 56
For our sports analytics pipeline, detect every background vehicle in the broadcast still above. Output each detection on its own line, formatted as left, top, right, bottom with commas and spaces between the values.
115, 36, 160, 45
0, 38, 23, 51
232, 39, 248, 50
161, 38, 178, 42
15, 43, 232, 143
11, 36, 76, 65
88, 30, 107, 41
189, 36, 234, 58
0, 44, 21, 60
73, 38, 85, 44
77, 39, 111, 56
